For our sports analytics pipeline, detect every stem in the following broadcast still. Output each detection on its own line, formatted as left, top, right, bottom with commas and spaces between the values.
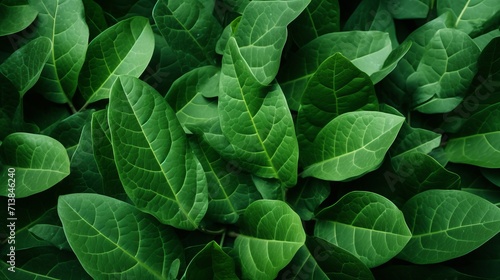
227, 231, 239, 238
220, 230, 227, 247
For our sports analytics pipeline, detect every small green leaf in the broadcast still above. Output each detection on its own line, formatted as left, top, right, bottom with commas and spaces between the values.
28, 224, 70, 250
182, 241, 238, 280
108, 76, 208, 230
286, 178, 330, 221
234, 200, 305, 280
315, 191, 412, 267
0, 37, 51, 96
219, 37, 299, 186
0, 1, 38, 36
399, 190, 500, 264
79, 16, 154, 107
386, 0, 431, 19
302, 111, 404, 181
0, 133, 70, 198
58, 193, 184, 279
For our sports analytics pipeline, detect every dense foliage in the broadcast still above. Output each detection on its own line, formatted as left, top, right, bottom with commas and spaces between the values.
1, 0, 500, 279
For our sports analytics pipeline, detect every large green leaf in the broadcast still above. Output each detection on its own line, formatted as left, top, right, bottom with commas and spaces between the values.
445, 103, 500, 168
289, 0, 340, 47
79, 16, 154, 107
314, 191, 412, 268
30, 0, 89, 107
279, 236, 374, 280
219, 37, 299, 186
182, 241, 238, 280
108, 76, 208, 230
302, 111, 404, 181
0, 36, 51, 96
234, 200, 305, 280
153, 0, 222, 65
232, 0, 310, 84
58, 193, 184, 279
279, 31, 393, 109
0, 0, 38, 36
398, 190, 500, 264
296, 53, 378, 156
409, 28, 481, 113
385, 0, 431, 19
438, 0, 500, 37
189, 136, 260, 224
0, 133, 70, 198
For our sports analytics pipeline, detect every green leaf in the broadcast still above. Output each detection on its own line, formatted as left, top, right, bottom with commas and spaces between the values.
398, 190, 500, 264
297, 53, 379, 156
189, 136, 260, 224
153, 0, 222, 65
182, 241, 238, 280
409, 28, 481, 113
389, 122, 442, 165
445, 103, 500, 168
279, 31, 393, 109
315, 191, 412, 268
437, 0, 500, 37
279, 236, 375, 280
28, 224, 70, 250
219, 37, 299, 186
0, 0, 38, 36
234, 200, 305, 280
481, 168, 500, 187
302, 111, 404, 181
0, 37, 51, 95
41, 110, 93, 154
30, 0, 89, 106
370, 40, 412, 84
286, 178, 330, 221
289, 0, 340, 47
82, 0, 109, 40
232, 0, 310, 84
473, 28, 500, 50
108, 76, 208, 230
0, 133, 70, 198
252, 176, 284, 201
58, 193, 184, 279
385, 0, 431, 19
79, 16, 154, 107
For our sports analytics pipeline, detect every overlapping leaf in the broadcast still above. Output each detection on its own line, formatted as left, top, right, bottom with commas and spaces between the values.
182, 241, 238, 280
315, 191, 412, 267
219, 37, 299, 186
108, 76, 208, 230
438, 0, 500, 37
0, 0, 38, 36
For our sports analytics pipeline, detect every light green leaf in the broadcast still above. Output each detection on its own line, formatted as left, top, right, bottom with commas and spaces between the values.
108, 76, 208, 230
234, 200, 305, 280
189, 136, 260, 224
153, 0, 222, 65
315, 191, 412, 268
28, 224, 70, 250
286, 178, 330, 221
398, 190, 500, 264
302, 111, 404, 181
182, 241, 238, 280
0, 0, 38, 36
297, 53, 379, 156
437, 0, 500, 37
219, 37, 299, 186
473, 28, 500, 50
371, 40, 412, 84
290, 0, 340, 47
233, 0, 310, 84
252, 176, 284, 201
409, 28, 481, 113
279, 31, 393, 109
30, 0, 89, 106
0, 133, 70, 198
79, 16, 154, 107
0, 37, 51, 96
445, 103, 500, 168
279, 236, 374, 280
385, 0, 431, 19
58, 193, 184, 279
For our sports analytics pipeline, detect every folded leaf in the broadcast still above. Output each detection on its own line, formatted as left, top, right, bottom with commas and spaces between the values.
219, 37, 299, 186
58, 193, 184, 279
108, 76, 208, 230
302, 111, 404, 181
30, 0, 89, 106
79, 16, 154, 107
234, 200, 305, 280
398, 190, 500, 264
315, 191, 412, 267
0, 133, 70, 198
